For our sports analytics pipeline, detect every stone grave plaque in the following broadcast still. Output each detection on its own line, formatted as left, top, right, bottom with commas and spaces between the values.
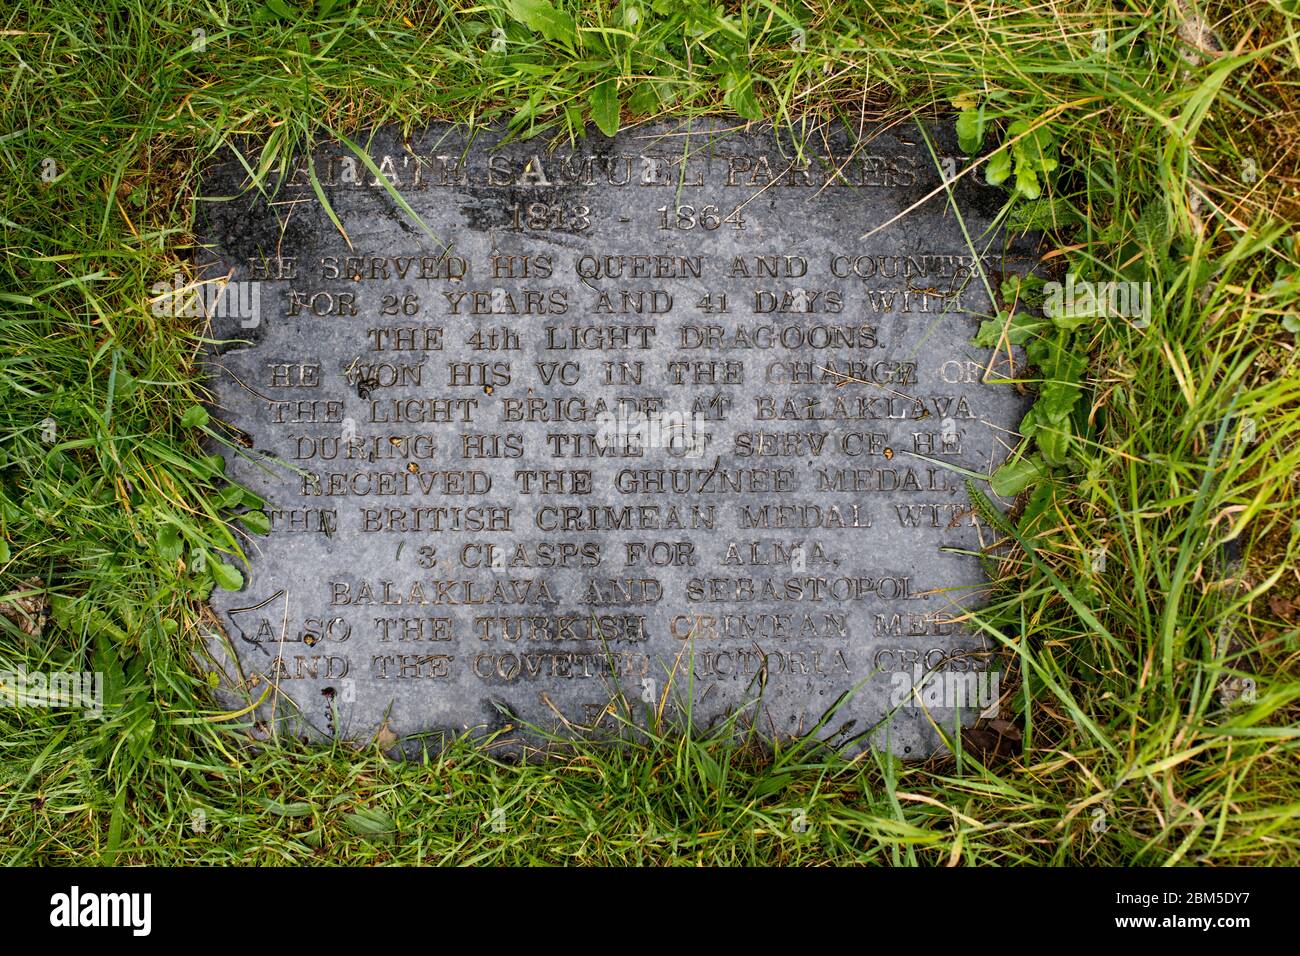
195, 117, 1036, 756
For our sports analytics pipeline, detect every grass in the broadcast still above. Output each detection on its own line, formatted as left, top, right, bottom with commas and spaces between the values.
1, 0, 1297, 865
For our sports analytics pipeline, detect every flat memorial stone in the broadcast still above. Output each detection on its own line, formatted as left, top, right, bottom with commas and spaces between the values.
195, 116, 1036, 756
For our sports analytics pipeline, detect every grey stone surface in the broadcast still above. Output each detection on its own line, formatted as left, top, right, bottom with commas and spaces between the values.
195, 116, 1036, 756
